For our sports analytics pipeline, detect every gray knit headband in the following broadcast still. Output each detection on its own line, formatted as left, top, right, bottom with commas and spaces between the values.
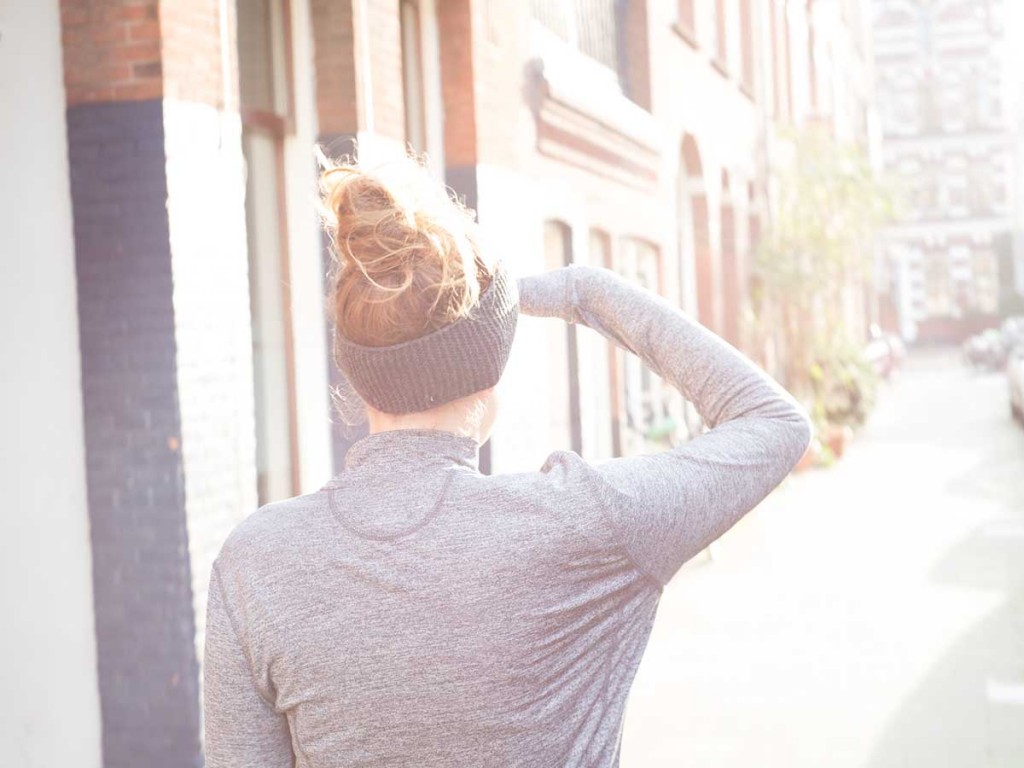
333, 263, 519, 414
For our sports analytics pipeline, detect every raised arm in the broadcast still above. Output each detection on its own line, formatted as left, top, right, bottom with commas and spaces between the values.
519, 264, 813, 586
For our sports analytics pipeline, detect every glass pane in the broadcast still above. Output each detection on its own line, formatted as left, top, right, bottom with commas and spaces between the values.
543, 222, 574, 451
401, 0, 427, 153
587, 231, 616, 458
243, 131, 294, 503
575, 0, 618, 71
619, 240, 669, 452
237, 0, 290, 116
532, 0, 570, 41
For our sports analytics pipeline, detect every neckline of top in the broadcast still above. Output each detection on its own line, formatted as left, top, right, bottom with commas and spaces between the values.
333, 428, 481, 475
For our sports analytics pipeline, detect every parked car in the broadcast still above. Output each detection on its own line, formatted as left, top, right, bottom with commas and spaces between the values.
885, 333, 907, 374
963, 328, 1006, 371
1001, 316, 1024, 353
1009, 343, 1024, 425
865, 326, 906, 380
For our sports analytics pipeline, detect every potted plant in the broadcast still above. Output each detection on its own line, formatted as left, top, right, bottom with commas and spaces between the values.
746, 125, 895, 468
808, 339, 880, 461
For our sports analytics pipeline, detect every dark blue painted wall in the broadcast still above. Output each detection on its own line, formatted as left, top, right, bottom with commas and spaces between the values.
67, 99, 202, 768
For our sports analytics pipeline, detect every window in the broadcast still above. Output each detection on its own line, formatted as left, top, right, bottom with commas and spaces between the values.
781, 5, 792, 119
894, 93, 916, 135
807, 14, 817, 112
915, 169, 942, 217
238, 0, 299, 504
543, 222, 582, 454
947, 175, 966, 213
617, 240, 674, 454
677, 0, 696, 40
399, 0, 445, 170
992, 180, 1008, 212
973, 249, 998, 314
770, 1, 791, 120
713, 0, 728, 71
941, 76, 966, 131
589, 231, 610, 460
966, 163, 992, 214
739, 0, 754, 94
400, 0, 426, 153
924, 253, 952, 316
532, 0, 621, 75
918, 77, 940, 133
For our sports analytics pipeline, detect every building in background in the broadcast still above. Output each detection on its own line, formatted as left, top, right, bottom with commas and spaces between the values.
872, 0, 1014, 343
1009, 1, 1024, 300
2, 1, 875, 765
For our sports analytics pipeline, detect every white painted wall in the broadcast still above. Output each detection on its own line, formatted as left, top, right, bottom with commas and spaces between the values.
0, 2, 103, 766
284, 0, 333, 492
163, 98, 258, 677
475, 164, 563, 473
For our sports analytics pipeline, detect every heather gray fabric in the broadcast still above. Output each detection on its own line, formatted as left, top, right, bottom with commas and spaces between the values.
332, 263, 519, 414
204, 264, 813, 768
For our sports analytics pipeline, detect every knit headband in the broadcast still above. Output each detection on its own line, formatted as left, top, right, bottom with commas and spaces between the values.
333, 263, 520, 414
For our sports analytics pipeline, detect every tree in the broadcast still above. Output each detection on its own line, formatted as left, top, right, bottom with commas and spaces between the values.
752, 125, 896, 427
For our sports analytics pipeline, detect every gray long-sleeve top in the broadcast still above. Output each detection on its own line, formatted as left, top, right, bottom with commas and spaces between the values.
203, 264, 813, 767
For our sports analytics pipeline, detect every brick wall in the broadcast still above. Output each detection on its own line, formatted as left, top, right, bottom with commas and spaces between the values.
474, 0, 525, 170
67, 98, 202, 768
438, 0, 478, 168
60, 0, 233, 107
61, 1, 255, 765
60, 0, 163, 104
160, 0, 234, 107
311, 0, 360, 135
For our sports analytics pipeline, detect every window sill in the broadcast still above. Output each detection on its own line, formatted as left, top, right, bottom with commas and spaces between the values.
241, 107, 293, 137
531, 21, 661, 151
672, 22, 698, 49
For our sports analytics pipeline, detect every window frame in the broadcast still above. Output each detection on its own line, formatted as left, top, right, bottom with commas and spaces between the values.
674, 0, 698, 47
612, 237, 674, 455
238, 0, 301, 503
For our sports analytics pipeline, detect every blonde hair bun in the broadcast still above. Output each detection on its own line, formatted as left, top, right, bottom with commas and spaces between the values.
319, 154, 495, 348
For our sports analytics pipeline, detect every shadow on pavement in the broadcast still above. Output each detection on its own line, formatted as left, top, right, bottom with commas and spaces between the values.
864, 515, 1024, 767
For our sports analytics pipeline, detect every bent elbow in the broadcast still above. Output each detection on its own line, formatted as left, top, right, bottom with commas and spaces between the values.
782, 407, 815, 467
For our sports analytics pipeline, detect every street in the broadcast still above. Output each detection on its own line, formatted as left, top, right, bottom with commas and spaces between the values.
621, 349, 1024, 767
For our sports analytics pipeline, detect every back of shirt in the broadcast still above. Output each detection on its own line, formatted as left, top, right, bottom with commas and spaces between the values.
203, 265, 812, 768
209, 440, 662, 767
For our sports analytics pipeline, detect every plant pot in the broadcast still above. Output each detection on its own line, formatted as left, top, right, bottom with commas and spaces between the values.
823, 424, 853, 460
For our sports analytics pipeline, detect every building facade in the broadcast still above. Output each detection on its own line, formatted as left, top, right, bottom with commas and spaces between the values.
1009, 1, 1024, 299
3, 1, 872, 765
872, 0, 1015, 342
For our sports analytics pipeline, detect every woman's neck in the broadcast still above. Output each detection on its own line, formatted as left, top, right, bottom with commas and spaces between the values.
365, 387, 497, 444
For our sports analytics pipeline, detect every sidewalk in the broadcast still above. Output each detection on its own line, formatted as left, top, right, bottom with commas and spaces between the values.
620, 351, 1024, 767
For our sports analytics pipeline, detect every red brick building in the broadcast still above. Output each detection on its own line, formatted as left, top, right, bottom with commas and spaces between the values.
2, 1, 873, 764
872, 0, 1015, 343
